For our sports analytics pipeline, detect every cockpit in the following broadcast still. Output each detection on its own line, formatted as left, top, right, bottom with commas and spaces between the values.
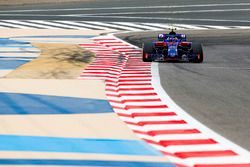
158, 33, 187, 42
166, 37, 179, 42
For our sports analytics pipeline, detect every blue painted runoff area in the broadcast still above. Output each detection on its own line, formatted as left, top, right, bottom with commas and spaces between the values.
13, 35, 96, 38
0, 45, 33, 48
0, 56, 35, 59
0, 159, 175, 167
0, 38, 30, 45
0, 60, 30, 69
0, 51, 39, 53
0, 92, 113, 114
0, 38, 35, 70
0, 135, 162, 156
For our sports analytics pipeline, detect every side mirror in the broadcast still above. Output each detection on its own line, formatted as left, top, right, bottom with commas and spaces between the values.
158, 34, 165, 41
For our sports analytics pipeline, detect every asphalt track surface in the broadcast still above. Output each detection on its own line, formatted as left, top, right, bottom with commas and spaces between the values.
0, 0, 250, 26
116, 29, 250, 151
0, 0, 249, 152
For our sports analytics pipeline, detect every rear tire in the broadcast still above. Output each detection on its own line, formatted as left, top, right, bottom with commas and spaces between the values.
142, 42, 153, 62
192, 43, 203, 63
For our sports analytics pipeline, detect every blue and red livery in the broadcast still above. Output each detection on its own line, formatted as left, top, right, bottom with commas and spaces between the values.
142, 29, 203, 63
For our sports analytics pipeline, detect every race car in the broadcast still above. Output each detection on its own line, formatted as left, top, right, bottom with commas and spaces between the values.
142, 29, 203, 63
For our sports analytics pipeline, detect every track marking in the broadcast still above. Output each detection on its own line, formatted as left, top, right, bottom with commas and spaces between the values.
28, 20, 82, 29
79, 35, 250, 167
83, 21, 142, 31
3, 20, 61, 29
0, 20, 249, 30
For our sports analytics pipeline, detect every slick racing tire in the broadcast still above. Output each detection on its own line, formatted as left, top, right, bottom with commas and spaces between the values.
142, 42, 153, 62
192, 43, 203, 63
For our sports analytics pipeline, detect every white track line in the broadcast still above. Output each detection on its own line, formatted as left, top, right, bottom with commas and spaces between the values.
29, 20, 82, 29
3, 20, 60, 29
83, 21, 142, 31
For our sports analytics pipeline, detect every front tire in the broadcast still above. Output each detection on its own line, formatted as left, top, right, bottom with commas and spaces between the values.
142, 42, 153, 62
192, 43, 203, 63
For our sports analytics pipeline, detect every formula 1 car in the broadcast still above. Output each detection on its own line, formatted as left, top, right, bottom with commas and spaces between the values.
142, 29, 203, 63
